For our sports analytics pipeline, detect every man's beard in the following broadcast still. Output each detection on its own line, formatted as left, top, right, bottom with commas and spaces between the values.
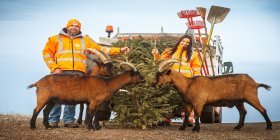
68, 29, 79, 36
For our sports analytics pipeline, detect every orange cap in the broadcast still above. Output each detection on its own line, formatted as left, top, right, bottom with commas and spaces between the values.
66, 19, 81, 28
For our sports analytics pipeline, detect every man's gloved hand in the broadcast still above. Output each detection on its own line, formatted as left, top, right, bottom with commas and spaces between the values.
120, 47, 130, 54
151, 48, 159, 55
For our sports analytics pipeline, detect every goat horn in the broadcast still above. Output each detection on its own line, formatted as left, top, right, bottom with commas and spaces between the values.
158, 59, 180, 72
118, 62, 137, 72
86, 48, 111, 64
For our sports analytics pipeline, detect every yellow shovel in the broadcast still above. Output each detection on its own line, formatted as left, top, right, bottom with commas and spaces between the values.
206, 6, 230, 45
198, 6, 230, 76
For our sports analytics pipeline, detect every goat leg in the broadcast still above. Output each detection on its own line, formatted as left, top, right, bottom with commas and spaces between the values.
30, 103, 46, 129
192, 105, 203, 132
30, 109, 40, 129
247, 97, 272, 130
192, 116, 200, 132
77, 103, 84, 125
93, 114, 102, 130
234, 103, 247, 130
84, 103, 90, 126
93, 101, 111, 130
179, 105, 193, 130
259, 108, 272, 130
43, 102, 55, 129
87, 103, 97, 130
263, 112, 273, 130
86, 107, 102, 130
264, 114, 273, 130
86, 111, 95, 130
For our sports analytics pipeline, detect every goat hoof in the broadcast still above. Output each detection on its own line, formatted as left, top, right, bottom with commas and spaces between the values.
87, 126, 94, 130
233, 128, 240, 131
192, 127, 200, 132
45, 126, 52, 130
179, 126, 186, 131
266, 125, 272, 130
77, 121, 82, 125
234, 125, 242, 130
94, 125, 102, 130
45, 127, 52, 130
30, 126, 36, 130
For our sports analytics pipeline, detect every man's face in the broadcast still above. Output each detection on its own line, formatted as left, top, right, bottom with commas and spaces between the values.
67, 25, 80, 36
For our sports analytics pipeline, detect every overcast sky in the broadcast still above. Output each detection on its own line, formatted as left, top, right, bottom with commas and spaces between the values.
0, 0, 279, 122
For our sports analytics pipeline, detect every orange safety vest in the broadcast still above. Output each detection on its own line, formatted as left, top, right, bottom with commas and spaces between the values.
154, 45, 201, 77
43, 29, 121, 73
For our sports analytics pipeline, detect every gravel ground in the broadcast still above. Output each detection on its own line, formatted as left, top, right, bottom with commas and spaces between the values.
0, 114, 279, 140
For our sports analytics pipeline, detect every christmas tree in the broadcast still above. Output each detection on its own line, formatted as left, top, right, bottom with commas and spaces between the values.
110, 35, 185, 129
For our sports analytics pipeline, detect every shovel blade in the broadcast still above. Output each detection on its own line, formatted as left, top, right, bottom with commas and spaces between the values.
196, 7, 207, 20
207, 6, 230, 24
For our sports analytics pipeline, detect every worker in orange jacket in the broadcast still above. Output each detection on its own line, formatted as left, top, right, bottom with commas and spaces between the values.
152, 34, 201, 126
152, 35, 201, 77
43, 19, 129, 128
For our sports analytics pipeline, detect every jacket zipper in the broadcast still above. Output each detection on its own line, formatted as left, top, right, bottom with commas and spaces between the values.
71, 39, 74, 71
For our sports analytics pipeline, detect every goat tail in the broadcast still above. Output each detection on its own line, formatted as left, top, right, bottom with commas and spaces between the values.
258, 83, 272, 91
27, 83, 37, 89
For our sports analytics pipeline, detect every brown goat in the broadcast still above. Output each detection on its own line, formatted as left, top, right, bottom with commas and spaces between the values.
154, 60, 272, 132
76, 52, 114, 128
28, 63, 142, 130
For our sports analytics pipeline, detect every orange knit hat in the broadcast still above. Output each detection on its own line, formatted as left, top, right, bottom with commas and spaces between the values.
66, 19, 81, 28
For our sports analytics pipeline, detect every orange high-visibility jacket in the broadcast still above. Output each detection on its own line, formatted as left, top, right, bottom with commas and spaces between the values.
154, 45, 201, 77
43, 29, 121, 73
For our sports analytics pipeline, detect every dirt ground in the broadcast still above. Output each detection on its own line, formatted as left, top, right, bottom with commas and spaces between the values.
0, 114, 279, 140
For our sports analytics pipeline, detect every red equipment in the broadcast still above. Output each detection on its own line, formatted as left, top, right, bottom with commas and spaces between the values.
177, 10, 209, 76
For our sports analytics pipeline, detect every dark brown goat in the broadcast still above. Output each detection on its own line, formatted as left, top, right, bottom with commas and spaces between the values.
28, 63, 141, 130
154, 60, 272, 132
84, 51, 114, 77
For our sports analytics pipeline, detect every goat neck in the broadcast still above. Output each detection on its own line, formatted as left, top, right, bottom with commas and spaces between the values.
107, 72, 132, 93
170, 70, 192, 93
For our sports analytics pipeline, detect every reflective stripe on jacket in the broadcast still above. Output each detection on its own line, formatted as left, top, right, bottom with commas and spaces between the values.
42, 28, 121, 73
154, 45, 201, 77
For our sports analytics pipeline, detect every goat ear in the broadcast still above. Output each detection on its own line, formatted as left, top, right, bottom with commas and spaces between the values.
165, 69, 171, 75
